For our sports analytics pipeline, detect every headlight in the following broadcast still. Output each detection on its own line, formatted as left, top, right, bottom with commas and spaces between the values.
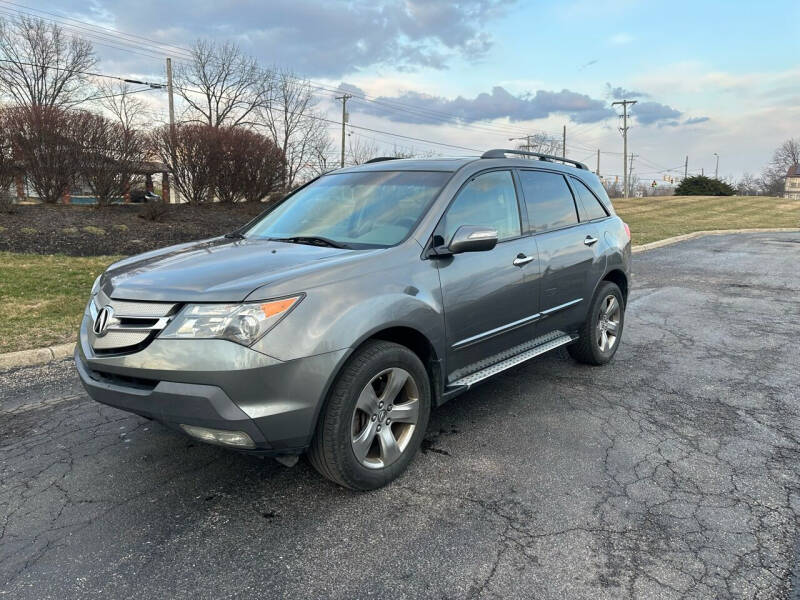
90, 275, 102, 296
160, 295, 303, 346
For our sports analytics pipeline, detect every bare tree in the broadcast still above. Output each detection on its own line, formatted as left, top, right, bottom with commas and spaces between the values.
305, 133, 336, 178
264, 70, 331, 189
346, 134, 379, 166
0, 16, 96, 108
174, 40, 271, 128
151, 123, 218, 204
773, 138, 800, 169
95, 80, 148, 133
214, 127, 284, 203
761, 138, 800, 195
0, 111, 15, 211
1, 105, 84, 203
736, 172, 759, 196
75, 111, 147, 206
513, 133, 562, 156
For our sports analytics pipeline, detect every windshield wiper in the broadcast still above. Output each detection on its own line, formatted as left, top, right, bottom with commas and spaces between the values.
270, 236, 350, 249
224, 232, 246, 239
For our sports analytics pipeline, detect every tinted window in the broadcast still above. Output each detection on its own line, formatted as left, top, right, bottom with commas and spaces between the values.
443, 170, 521, 242
571, 178, 609, 221
246, 170, 449, 248
519, 171, 578, 232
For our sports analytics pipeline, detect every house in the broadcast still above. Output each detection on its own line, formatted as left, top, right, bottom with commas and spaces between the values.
785, 164, 800, 200
7, 161, 171, 204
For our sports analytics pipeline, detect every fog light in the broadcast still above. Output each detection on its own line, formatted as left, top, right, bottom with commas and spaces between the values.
180, 424, 255, 449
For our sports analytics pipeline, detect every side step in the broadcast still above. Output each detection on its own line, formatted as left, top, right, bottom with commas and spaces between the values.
448, 331, 576, 389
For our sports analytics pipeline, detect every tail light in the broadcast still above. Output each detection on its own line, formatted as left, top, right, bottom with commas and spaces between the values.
623, 222, 631, 240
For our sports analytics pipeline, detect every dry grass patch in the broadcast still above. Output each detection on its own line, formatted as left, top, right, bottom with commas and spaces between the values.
613, 195, 800, 245
0, 253, 122, 353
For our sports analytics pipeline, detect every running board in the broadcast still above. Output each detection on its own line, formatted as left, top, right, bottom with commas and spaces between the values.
447, 331, 576, 389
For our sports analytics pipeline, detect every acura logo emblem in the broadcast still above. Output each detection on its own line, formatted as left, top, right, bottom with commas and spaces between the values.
93, 305, 115, 336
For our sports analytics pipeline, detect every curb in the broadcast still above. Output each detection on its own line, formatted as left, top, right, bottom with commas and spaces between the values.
631, 227, 800, 253
0, 342, 75, 371
2, 228, 799, 372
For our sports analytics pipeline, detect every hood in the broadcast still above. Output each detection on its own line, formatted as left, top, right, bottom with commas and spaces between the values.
102, 237, 373, 302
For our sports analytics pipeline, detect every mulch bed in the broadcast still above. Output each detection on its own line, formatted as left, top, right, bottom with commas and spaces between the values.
0, 203, 269, 256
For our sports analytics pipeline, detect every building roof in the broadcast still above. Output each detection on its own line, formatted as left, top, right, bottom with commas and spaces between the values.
786, 164, 800, 178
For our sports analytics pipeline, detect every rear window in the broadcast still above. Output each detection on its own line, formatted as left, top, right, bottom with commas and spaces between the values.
571, 177, 609, 221
518, 170, 578, 232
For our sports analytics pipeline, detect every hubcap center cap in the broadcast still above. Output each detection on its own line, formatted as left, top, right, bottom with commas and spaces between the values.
378, 409, 387, 423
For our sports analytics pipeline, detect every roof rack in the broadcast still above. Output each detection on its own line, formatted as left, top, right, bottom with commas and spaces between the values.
364, 156, 400, 164
480, 149, 589, 170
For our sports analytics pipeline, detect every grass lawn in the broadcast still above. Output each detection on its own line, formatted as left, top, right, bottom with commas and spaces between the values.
614, 195, 799, 245
0, 253, 121, 353
0, 194, 798, 354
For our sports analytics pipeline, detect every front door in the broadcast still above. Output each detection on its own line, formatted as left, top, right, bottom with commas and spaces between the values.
435, 170, 541, 380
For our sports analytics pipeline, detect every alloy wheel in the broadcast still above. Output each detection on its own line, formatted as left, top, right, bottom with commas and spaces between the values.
350, 367, 420, 469
596, 294, 621, 352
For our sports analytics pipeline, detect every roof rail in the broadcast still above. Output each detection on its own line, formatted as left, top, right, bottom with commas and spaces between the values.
364, 156, 400, 164
481, 149, 589, 170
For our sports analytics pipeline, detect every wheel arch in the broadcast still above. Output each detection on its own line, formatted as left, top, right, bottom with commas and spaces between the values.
599, 268, 629, 305
351, 325, 443, 407
307, 323, 444, 448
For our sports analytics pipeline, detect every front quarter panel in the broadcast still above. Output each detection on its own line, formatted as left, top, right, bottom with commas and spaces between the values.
249, 242, 446, 362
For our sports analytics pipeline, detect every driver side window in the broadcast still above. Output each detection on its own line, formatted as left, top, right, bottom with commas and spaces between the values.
443, 170, 521, 243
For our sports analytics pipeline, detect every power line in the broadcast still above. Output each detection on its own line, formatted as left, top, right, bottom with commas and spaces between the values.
0, 6, 662, 163
0, 3, 588, 144
0, 57, 166, 88
0, 7, 185, 63
0, 0, 195, 58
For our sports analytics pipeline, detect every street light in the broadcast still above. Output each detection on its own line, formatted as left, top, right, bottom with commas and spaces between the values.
713, 153, 719, 180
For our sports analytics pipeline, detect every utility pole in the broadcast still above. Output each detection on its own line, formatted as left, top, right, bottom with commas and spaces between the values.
165, 57, 176, 204
596, 149, 600, 176
684, 156, 688, 179
166, 58, 176, 136
628, 153, 638, 197
562, 125, 566, 158
612, 100, 637, 198
713, 153, 719, 179
509, 135, 532, 151
335, 94, 352, 168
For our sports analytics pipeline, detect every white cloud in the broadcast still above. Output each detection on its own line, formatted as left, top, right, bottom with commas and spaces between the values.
609, 33, 634, 45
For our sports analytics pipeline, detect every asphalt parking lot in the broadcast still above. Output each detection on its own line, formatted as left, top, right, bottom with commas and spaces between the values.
1, 231, 799, 599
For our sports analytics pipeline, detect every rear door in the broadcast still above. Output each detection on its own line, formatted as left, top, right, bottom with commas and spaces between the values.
517, 169, 605, 335
435, 169, 541, 379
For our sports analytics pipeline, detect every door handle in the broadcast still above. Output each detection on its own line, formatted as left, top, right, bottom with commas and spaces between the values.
584, 235, 598, 246
513, 253, 535, 266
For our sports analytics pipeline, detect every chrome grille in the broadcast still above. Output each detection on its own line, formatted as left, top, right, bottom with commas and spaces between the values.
96, 290, 175, 317
89, 293, 177, 352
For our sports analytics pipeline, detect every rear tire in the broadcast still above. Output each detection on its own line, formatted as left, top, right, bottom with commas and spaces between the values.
568, 281, 624, 366
308, 340, 431, 491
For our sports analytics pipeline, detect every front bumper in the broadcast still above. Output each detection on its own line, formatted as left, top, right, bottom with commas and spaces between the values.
75, 311, 348, 454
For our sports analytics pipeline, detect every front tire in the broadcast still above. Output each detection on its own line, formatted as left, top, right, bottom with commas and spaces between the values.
308, 341, 431, 491
568, 281, 625, 365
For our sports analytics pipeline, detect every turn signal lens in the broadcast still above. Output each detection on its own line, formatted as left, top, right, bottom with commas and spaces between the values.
261, 297, 299, 318
623, 222, 631, 240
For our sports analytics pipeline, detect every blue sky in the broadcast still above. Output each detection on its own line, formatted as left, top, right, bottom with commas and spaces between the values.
12, 0, 800, 180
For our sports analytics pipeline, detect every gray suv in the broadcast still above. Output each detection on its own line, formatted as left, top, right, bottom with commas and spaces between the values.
75, 149, 631, 490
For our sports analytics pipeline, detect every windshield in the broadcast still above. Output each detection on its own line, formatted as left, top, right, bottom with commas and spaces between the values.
244, 170, 450, 248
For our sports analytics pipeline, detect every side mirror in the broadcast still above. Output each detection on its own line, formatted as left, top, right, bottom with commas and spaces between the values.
448, 225, 498, 254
